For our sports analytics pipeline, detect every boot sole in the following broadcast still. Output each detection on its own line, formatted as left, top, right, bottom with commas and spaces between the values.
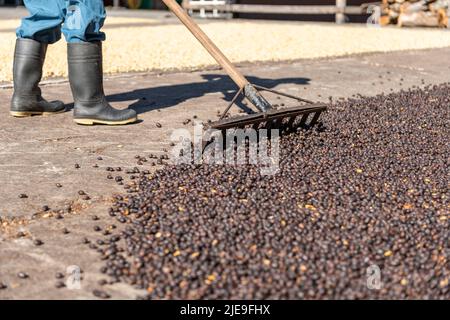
10, 109, 66, 117
74, 117, 138, 126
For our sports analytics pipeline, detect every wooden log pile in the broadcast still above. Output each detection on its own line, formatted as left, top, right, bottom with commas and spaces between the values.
380, 0, 449, 27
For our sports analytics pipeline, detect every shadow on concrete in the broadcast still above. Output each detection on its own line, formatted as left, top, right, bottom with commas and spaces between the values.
104, 74, 311, 115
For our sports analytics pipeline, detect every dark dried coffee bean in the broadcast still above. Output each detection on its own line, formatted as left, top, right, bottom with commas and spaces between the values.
17, 231, 26, 238
93, 289, 110, 299
98, 279, 108, 286
55, 272, 64, 279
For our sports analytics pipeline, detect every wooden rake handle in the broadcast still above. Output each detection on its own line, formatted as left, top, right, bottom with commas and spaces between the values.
162, 0, 250, 89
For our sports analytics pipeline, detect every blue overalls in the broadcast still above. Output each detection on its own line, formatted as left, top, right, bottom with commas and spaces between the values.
16, 0, 106, 43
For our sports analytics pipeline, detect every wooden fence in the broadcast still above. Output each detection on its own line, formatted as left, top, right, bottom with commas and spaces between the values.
182, 0, 365, 23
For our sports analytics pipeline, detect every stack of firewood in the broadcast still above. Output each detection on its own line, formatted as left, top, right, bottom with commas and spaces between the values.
380, 0, 449, 27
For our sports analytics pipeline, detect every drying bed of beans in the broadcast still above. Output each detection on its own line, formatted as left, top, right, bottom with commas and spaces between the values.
98, 84, 449, 299
3, 20, 450, 82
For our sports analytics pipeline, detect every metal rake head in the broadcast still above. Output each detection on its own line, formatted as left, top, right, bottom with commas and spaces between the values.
207, 84, 327, 132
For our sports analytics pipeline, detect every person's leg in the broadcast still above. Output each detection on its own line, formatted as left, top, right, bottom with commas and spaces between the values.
17, 0, 65, 44
62, 0, 106, 43
11, 0, 65, 117
64, 0, 137, 125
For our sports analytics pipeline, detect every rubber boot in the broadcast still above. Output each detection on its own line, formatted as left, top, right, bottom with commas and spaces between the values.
67, 41, 137, 125
10, 38, 65, 117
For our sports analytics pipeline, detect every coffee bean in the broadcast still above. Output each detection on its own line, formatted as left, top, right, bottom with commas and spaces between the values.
93, 289, 110, 299
55, 272, 64, 279
33, 239, 44, 246
17, 231, 26, 238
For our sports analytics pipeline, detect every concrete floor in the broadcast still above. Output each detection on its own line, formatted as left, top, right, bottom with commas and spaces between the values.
0, 47, 449, 299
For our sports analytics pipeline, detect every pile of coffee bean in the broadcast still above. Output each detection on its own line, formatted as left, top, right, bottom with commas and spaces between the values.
98, 84, 449, 299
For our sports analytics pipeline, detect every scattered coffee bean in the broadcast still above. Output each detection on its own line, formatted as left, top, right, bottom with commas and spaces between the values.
33, 239, 44, 246
93, 289, 110, 299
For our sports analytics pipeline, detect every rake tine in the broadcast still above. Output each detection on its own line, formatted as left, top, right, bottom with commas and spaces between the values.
309, 111, 323, 127
284, 116, 297, 133
299, 113, 310, 128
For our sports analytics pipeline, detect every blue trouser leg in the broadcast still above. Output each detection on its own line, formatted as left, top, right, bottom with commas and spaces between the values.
16, 0, 65, 44
62, 0, 106, 43
16, 0, 106, 44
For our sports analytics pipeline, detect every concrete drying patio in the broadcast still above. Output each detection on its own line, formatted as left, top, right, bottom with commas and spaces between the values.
0, 47, 449, 299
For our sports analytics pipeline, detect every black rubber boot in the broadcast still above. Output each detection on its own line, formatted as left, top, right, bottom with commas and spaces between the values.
10, 38, 65, 117
68, 41, 137, 126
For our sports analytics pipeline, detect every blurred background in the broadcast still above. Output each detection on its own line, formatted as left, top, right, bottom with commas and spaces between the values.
1, 1, 449, 27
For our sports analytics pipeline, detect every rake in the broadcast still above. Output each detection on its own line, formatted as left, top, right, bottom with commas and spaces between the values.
162, 0, 327, 132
